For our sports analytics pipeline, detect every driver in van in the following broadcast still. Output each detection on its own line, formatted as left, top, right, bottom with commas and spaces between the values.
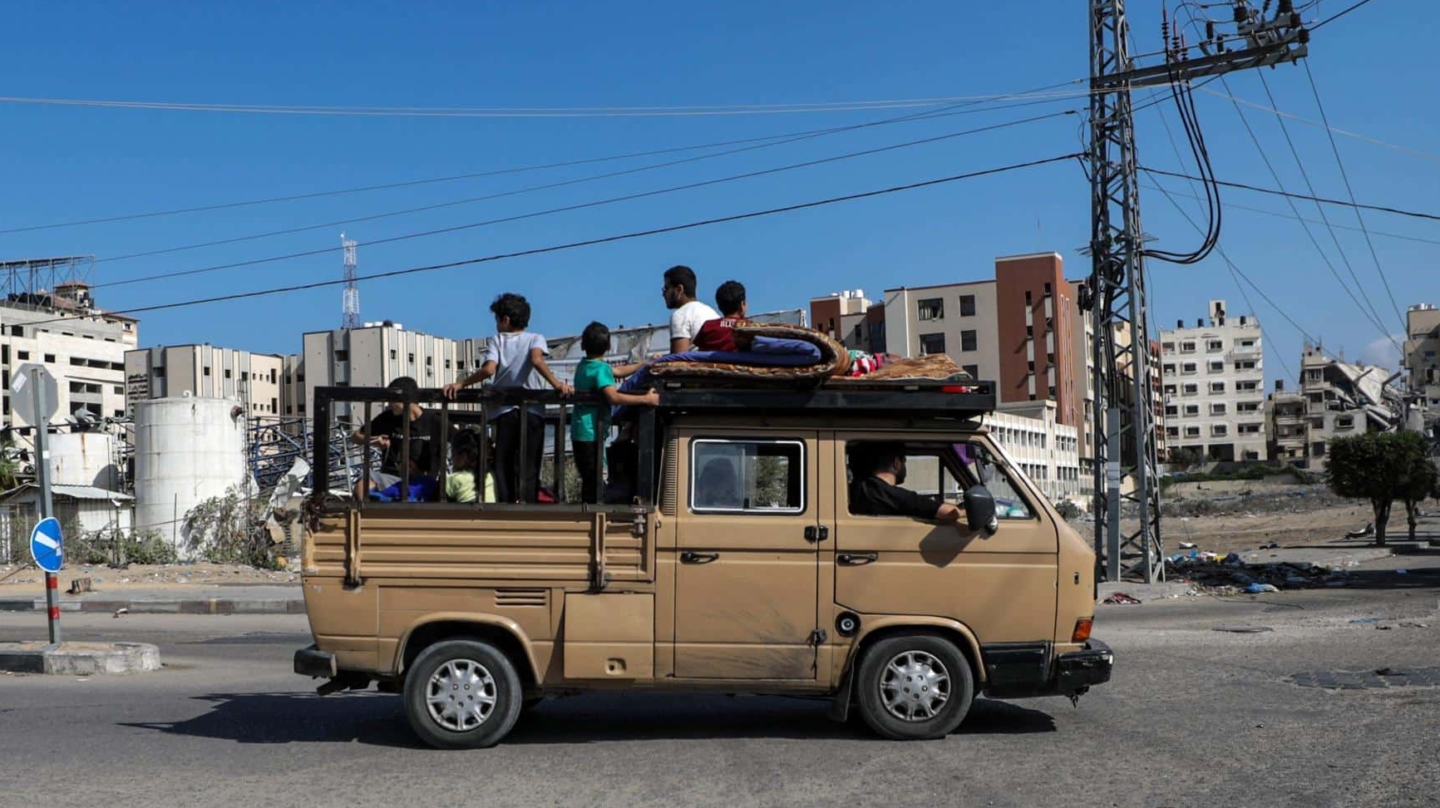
849, 442, 963, 523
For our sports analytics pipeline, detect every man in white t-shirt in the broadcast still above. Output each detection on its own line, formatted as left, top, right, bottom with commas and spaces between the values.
663, 265, 720, 354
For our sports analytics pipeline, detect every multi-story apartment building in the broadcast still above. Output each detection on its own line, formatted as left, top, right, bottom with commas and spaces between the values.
1267, 380, 1308, 465
985, 400, 1084, 505
1296, 343, 1399, 468
124, 345, 285, 417
299, 321, 487, 425
811, 290, 877, 351
0, 280, 138, 428
882, 253, 1083, 428
1159, 300, 1266, 462
1404, 303, 1440, 425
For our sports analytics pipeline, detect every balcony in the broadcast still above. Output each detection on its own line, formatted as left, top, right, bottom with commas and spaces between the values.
1227, 346, 1263, 360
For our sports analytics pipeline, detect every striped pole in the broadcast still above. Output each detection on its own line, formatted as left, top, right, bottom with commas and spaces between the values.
45, 572, 60, 644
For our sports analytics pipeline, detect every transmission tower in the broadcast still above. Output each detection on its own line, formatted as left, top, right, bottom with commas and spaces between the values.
1087, 0, 1308, 581
341, 233, 359, 330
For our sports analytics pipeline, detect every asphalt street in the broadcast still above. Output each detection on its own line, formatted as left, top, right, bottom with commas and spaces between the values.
2, 579, 1438, 808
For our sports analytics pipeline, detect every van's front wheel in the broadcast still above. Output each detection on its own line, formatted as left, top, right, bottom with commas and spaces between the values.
856, 634, 974, 740
403, 639, 522, 749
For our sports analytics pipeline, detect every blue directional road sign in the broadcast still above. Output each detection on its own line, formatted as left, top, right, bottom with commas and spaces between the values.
30, 517, 63, 573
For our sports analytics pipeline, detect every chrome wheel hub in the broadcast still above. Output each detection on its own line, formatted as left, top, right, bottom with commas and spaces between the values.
879, 650, 951, 722
426, 658, 498, 732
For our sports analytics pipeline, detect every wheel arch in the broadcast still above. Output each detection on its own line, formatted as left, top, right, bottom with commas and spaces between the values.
396, 613, 540, 688
844, 617, 985, 687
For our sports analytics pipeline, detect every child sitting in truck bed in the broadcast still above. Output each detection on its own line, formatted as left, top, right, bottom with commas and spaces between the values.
573, 322, 660, 503
445, 430, 496, 504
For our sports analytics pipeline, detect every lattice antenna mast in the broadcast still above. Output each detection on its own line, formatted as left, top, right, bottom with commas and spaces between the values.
1088, 0, 1308, 582
341, 233, 359, 330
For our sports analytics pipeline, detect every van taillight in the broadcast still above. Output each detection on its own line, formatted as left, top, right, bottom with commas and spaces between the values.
1071, 618, 1093, 643
940, 385, 975, 394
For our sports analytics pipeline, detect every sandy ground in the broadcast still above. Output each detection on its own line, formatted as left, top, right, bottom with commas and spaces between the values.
0, 561, 297, 591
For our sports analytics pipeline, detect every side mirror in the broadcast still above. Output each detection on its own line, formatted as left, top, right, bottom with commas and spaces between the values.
963, 485, 1000, 536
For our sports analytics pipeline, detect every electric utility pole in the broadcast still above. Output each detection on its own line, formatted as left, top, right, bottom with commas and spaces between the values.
1087, 0, 1309, 581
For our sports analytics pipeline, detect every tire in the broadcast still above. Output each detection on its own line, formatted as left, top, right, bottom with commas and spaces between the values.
403, 639, 523, 749
855, 633, 974, 741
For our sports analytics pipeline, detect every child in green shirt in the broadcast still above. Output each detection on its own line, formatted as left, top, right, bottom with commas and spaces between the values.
572, 322, 660, 503
445, 431, 496, 504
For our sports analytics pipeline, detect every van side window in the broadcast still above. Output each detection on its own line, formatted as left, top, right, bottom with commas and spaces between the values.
845, 441, 1034, 520
690, 439, 804, 514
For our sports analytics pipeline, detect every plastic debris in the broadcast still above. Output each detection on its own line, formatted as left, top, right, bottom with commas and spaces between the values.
1395, 569, 1409, 575
1103, 593, 1142, 605
112, 607, 129, 618
1245, 582, 1280, 594
1178, 541, 1198, 549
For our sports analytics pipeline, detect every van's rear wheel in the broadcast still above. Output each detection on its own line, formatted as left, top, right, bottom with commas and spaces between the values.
856, 634, 974, 740
403, 639, 522, 749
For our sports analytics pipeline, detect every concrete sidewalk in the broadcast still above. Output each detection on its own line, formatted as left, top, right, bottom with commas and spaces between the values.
0, 585, 303, 615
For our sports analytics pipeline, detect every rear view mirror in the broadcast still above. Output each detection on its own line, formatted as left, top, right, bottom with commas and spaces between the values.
963, 486, 999, 536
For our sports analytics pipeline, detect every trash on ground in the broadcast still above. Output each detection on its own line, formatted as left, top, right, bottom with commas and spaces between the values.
1245, 582, 1280, 594
1346, 523, 1375, 540
67, 578, 92, 595
1178, 541, 1198, 549
1103, 593, 1142, 605
1395, 569, 1409, 575
112, 607, 129, 618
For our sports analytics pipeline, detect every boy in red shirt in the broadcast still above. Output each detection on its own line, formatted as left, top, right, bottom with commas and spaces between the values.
693, 280, 748, 352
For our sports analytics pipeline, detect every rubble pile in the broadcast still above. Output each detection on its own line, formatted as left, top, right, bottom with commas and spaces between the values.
1166, 551, 1351, 594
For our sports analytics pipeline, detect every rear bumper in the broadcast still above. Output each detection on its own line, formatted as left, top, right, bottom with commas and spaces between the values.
1054, 638, 1113, 695
294, 644, 337, 678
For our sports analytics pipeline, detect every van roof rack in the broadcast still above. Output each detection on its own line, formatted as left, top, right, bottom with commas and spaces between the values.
652, 377, 997, 418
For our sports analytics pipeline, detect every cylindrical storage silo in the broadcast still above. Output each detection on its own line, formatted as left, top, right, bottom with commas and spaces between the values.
134, 395, 249, 557
49, 431, 120, 489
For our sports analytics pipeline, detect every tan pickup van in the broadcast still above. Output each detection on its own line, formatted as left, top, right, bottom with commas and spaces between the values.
295, 379, 1112, 748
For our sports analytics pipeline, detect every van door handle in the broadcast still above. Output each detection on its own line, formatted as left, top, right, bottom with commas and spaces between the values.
836, 552, 878, 566
680, 551, 719, 564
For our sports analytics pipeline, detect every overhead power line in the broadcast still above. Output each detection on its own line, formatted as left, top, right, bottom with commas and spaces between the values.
90, 106, 1075, 268
92, 111, 1078, 290
1141, 179, 1440, 248
1140, 167, 1440, 224
1, 81, 1090, 238
0, 88, 1101, 118
1254, 73, 1392, 341
1310, 0, 1381, 31
76, 154, 1081, 319
1302, 61, 1406, 328
1195, 86, 1440, 164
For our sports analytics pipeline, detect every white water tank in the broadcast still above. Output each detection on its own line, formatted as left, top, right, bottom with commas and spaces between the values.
49, 432, 120, 489
133, 395, 249, 554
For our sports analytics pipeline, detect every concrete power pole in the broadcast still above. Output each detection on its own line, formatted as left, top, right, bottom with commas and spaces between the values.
1087, 0, 1309, 582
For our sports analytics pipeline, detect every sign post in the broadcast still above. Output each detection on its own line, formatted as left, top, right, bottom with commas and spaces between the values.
15, 364, 61, 645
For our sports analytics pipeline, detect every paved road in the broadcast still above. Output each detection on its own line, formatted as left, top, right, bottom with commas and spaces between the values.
3, 582, 1439, 808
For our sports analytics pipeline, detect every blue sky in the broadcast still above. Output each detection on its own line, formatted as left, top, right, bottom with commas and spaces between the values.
0, 1, 1432, 388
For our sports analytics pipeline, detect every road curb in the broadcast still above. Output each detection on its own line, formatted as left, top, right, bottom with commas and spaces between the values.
0, 641, 162, 675
0, 598, 306, 615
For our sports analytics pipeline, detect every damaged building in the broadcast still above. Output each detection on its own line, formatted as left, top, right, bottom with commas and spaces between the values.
1265, 342, 1404, 469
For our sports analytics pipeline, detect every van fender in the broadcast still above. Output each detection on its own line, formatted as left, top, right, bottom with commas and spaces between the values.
828, 616, 986, 722
393, 612, 540, 683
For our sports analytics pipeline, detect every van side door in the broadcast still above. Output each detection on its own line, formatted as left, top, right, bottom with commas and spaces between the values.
671, 430, 821, 680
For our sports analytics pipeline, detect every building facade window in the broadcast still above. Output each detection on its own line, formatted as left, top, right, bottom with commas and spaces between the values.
917, 298, 944, 321
1210, 382, 1225, 394
960, 330, 977, 352
919, 333, 946, 355
1207, 340, 1224, 352
1212, 424, 1228, 437
958, 295, 976, 317
962, 364, 978, 378
1211, 403, 1227, 416
1182, 383, 1198, 395
1182, 362, 1197, 374
1181, 341, 1196, 353
1208, 360, 1224, 373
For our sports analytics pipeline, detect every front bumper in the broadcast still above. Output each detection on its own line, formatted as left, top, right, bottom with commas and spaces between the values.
294, 644, 337, 678
1055, 638, 1113, 695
